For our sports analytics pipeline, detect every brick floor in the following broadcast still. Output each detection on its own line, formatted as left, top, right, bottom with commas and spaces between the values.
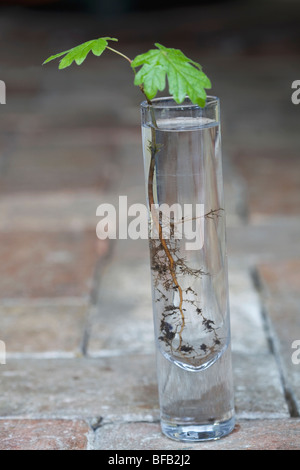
93, 419, 300, 450
0, 302, 88, 355
0, 0, 299, 450
0, 230, 107, 298
0, 419, 90, 450
0, 357, 159, 420
257, 260, 300, 414
231, 149, 300, 221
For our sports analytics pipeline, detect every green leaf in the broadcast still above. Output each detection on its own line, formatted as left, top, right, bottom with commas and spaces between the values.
131, 43, 211, 107
134, 64, 166, 100
43, 37, 118, 69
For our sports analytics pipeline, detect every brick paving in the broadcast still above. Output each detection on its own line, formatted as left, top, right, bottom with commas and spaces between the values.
0, 1, 300, 450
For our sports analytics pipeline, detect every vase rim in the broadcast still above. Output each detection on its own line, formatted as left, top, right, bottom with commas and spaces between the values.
140, 95, 219, 109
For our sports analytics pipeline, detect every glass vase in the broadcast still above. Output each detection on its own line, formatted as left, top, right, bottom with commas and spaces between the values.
140, 96, 235, 442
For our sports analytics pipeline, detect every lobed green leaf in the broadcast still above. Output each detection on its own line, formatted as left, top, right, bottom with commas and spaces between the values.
131, 43, 211, 106
43, 37, 118, 69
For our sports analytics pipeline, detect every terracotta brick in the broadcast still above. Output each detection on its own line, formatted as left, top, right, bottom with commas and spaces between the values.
0, 191, 105, 232
227, 219, 300, 265
0, 357, 159, 420
0, 302, 88, 354
233, 352, 289, 418
88, 253, 154, 356
231, 149, 300, 221
0, 231, 108, 298
258, 260, 300, 413
229, 269, 269, 354
259, 259, 300, 293
94, 419, 300, 450
0, 143, 116, 193
0, 419, 89, 450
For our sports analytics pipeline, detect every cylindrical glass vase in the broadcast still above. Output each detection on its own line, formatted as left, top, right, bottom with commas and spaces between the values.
141, 96, 235, 442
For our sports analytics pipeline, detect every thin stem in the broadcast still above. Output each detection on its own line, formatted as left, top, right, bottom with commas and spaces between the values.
147, 122, 186, 351
106, 46, 152, 105
106, 46, 133, 64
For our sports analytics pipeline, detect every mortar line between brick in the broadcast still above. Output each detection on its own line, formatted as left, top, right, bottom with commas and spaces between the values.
89, 417, 161, 433
251, 267, 300, 418
80, 240, 116, 356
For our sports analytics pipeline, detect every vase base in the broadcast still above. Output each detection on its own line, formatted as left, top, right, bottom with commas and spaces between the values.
161, 416, 235, 442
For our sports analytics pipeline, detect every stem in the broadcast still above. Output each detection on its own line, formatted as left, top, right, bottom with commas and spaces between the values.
106, 46, 152, 105
106, 46, 133, 64
147, 120, 185, 351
